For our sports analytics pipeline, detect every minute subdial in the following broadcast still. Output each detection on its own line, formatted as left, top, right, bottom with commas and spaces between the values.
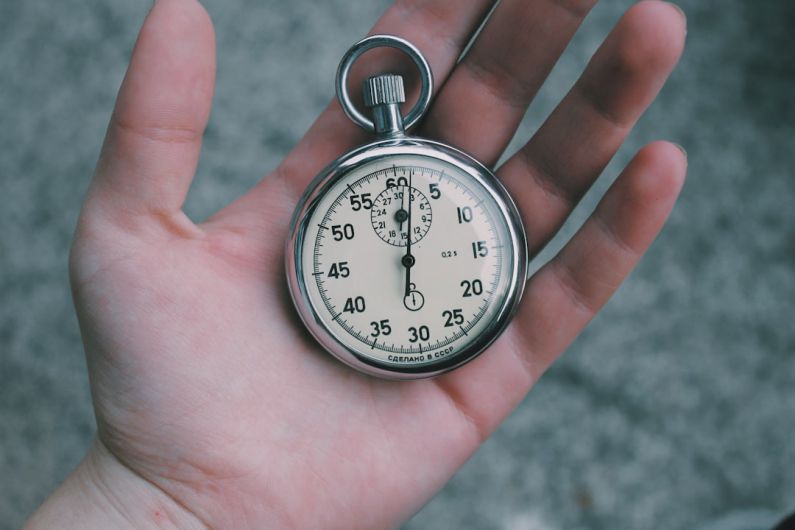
370, 184, 432, 246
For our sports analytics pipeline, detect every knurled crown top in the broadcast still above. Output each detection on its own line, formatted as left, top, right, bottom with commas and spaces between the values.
362, 74, 405, 108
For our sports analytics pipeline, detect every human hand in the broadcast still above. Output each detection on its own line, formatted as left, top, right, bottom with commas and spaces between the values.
26, 0, 686, 528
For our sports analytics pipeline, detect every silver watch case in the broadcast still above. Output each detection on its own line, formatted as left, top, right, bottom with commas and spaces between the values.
286, 137, 528, 380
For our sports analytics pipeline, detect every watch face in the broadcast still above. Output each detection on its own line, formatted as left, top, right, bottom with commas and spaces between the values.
289, 143, 526, 378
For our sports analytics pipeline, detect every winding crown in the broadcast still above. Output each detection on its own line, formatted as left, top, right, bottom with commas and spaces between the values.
362, 74, 405, 107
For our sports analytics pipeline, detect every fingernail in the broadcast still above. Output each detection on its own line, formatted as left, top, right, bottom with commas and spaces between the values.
673, 143, 688, 160
667, 2, 688, 28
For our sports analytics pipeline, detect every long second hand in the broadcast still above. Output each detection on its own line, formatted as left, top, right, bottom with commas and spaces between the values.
404, 172, 413, 297
399, 179, 406, 234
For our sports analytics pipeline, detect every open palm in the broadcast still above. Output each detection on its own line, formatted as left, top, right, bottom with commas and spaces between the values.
63, 0, 686, 528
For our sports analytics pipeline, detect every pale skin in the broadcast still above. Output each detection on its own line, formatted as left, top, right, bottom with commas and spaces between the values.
25, 0, 687, 528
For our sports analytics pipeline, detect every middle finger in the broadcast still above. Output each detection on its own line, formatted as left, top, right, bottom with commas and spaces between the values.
420, 0, 598, 166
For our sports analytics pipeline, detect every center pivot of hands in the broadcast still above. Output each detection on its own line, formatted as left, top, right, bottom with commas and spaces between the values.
401, 254, 415, 268
395, 209, 409, 223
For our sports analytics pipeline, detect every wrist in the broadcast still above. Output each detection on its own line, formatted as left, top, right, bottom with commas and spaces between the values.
25, 438, 206, 530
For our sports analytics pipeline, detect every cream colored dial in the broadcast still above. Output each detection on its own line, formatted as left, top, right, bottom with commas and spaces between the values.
299, 153, 515, 370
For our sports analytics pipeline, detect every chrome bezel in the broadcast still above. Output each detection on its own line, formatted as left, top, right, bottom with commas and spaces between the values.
285, 137, 527, 380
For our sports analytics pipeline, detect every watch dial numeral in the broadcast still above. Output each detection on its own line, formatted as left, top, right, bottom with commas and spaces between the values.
461, 279, 483, 297
343, 296, 366, 313
327, 261, 350, 279
408, 325, 430, 342
456, 206, 473, 223
332, 224, 355, 241
442, 309, 465, 327
370, 319, 392, 337
429, 183, 441, 199
349, 193, 373, 211
471, 240, 488, 258
386, 176, 408, 189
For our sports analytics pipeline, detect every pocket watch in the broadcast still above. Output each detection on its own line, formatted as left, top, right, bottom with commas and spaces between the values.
286, 35, 527, 380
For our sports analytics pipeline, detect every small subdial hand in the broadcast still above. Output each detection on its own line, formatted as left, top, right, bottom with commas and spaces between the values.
395, 186, 408, 233
395, 207, 408, 232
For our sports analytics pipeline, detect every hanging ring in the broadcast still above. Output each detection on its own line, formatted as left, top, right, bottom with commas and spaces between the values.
335, 35, 434, 134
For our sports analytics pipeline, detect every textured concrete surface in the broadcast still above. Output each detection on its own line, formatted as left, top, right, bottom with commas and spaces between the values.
1, 1, 793, 529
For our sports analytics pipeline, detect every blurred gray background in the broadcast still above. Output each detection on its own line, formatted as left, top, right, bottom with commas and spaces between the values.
1, 0, 793, 528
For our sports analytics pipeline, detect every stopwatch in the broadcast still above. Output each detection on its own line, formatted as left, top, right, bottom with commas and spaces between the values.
286, 35, 527, 379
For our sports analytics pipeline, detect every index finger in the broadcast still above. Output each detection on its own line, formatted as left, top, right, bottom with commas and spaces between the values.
223, 0, 496, 220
